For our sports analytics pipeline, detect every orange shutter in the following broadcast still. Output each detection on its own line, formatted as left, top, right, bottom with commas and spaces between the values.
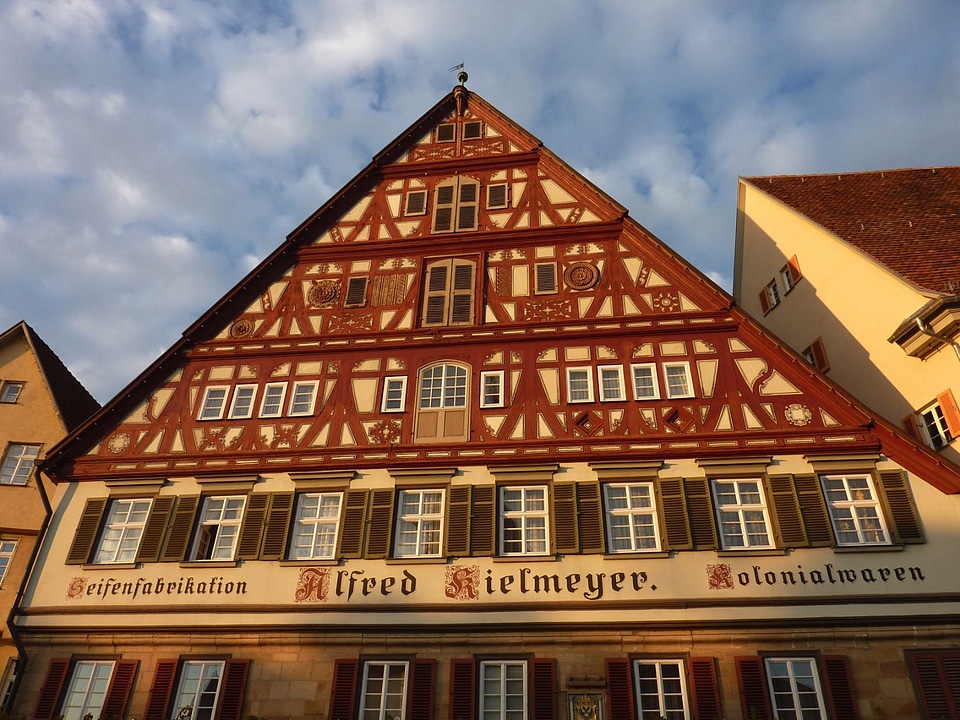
758, 288, 771, 314
786, 255, 803, 284
937, 388, 960, 438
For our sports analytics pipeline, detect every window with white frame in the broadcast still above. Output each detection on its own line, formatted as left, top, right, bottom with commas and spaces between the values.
0, 540, 16, 586
820, 475, 889, 546
920, 401, 954, 450
228, 384, 258, 419
500, 486, 549, 555
259, 382, 287, 418
0, 444, 40, 485
480, 660, 527, 720
0, 381, 23, 403
598, 365, 626, 402
171, 660, 224, 720
765, 658, 827, 720
289, 492, 342, 559
764, 279, 781, 309
382, 377, 408, 412
198, 386, 230, 420
603, 483, 660, 552
415, 362, 470, 443
566, 368, 594, 403
189, 496, 246, 561
630, 364, 660, 400
480, 370, 505, 408
394, 489, 445, 558
0, 658, 17, 710
93, 498, 151, 563
360, 661, 409, 720
663, 362, 694, 399
59, 660, 116, 720
632, 660, 689, 720
711, 479, 773, 550
288, 381, 319, 416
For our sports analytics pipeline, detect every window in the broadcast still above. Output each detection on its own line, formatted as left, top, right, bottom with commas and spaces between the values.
500, 486, 549, 555
463, 120, 482, 139
598, 365, 626, 402
802, 338, 830, 373
765, 658, 827, 720
820, 474, 889, 546
394, 489, 445, 558
289, 492, 342, 559
604, 483, 660, 552
288, 381, 319, 416
663, 362, 694, 399
780, 255, 802, 293
487, 183, 509, 209
189, 496, 246, 561
360, 661, 409, 720
534, 262, 558, 294
480, 371, 505, 408
760, 279, 781, 313
344, 277, 369, 308
259, 383, 287, 418
567, 368, 594, 403
382, 377, 408, 412
415, 363, 470, 443
630, 364, 660, 400
171, 660, 224, 720
59, 660, 116, 720
480, 661, 527, 720
633, 660, 689, 720
226, 385, 257, 419
93, 499, 151, 563
198, 386, 229, 421
432, 177, 480, 233
0, 443, 40, 485
711, 479, 773, 550
0, 381, 23, 403
144, 658, 249, 720
405, 190, 427, 216
436, 123, 455, 142
422, 258, 476, 326
920, 400, 954, 450
0, 540, 16, 586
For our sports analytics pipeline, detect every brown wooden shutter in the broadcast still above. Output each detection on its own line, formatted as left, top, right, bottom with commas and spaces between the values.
136, 496, 175, 563
758, 288, 771, 314
657, 478, 693, 550
237, 493, 268, 560
66, 497, 107, 564
487, 184, 508, 209
685, 478, 718, 550
102, 658, 139, 720
795, 474, 834, 547
808, 337, 830, 372
470, 485, 496, 556
877, 470, 925, 544
260, 492, 294, 560
215, 658, 250, 720
530, 658, 557, 720
535, 263, 558, 294
456, 180, 479, 231
445, 485, 472, 556
576, 482, 605, 554
160, 496, 200, 562
145, 659, 179, 720
909, 652, 960, 720
938, 389, 960, 438
329, 659, 359, 720
735, 657, 772, 720
552, 482, 579, 554
767, 475, 807, 547
689, 657, 722, 720
604, 658, 636, 720
423, 261, 450, 326
337, 490, 369, 559
364, 488, 396, 558
449, 659, 477, 720
449, 260, 476, 325
344, 277, 368, 308
406, 190, 427, 215
433, 184, 456, 233
821, 655, 859, 720
407, 658, 436, 720
33, 658, 70, 720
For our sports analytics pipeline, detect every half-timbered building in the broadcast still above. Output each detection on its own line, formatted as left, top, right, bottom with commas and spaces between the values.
15, 81, 960, 720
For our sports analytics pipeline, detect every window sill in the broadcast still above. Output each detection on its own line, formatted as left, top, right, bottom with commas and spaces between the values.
603, 551, 670, 559
492, 554, 557, 563
386, 556, 447, 565
178, 560, 239, 569
833, 544, 904, 554
716, 548, 786, 557
279, 558, 338, 566
81, 562, 138, 571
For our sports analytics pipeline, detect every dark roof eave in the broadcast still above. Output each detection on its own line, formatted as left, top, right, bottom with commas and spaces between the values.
888, 295, 960, 345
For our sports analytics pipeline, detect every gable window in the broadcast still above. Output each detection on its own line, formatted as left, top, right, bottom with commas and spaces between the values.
289, 492, 343, 560
633, 660, 689, 720
631, 363, 660, 400
415, 362, 470, 443
394, 489, 444, 558
765, 658, 827, 720
663, 362, 694, 399
463, 120, 482, 139
711, 479, 773, 550
189, 496, 246, 561
0, 443, 40, 485
820, 475, 889, 546
0, 540, 16, 586
93, 499, 152, 564
432, 177, 480, 233
422, 258, 476, 326
288, 381, 319, 416
598, 365, 625, 402
480, 370, 505, 408
60, 660, 116, 720
198, 386, 229, 421
382, 377, 408, 412
436, 123, 455, 142
360, 661, 409, 720
566, 368, 594, 403
0, 381, 23, 403
603, 483, 660, 552
259, 383, 287, 418
487, 183, 509, 209
534, 262, 558, 294
227, 385, 258, 419
500, 486, 549, 556
405, 190, 427, 216
480, 661, 527, 720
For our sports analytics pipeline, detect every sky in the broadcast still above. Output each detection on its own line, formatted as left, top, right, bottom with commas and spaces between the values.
2, 0, 960, 403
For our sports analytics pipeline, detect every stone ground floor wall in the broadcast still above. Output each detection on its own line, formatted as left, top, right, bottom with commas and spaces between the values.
12, 623, 960, 720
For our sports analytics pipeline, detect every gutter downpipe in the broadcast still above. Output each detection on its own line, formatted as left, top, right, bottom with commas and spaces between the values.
916, 317, 960, 362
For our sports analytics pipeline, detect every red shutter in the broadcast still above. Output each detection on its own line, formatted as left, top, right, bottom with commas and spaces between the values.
821, 655, 859, 720
329, 659, 359, 720
909, 652, 960, 720
144, 659, 179, 720
215, 659, 250, 720
938, 389, 960, 438
758, 289, 771, 314
101, 659, 139, 719
688, 657, 722, 720
33, 658, 70, 720
735, 656, 772, 720
604, 658, 635, 720
449, 659, 476, 720
530, 659, 557, 720
786, 255, 802, 284
407, 659, 436, 720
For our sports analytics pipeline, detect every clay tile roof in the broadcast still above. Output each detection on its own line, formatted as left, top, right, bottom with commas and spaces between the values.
743, 166, 960, 296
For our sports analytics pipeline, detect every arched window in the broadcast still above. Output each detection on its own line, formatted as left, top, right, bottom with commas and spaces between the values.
414, 363, 471, 443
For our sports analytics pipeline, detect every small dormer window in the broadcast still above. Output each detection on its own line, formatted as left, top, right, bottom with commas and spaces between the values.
436, 124, 456, 143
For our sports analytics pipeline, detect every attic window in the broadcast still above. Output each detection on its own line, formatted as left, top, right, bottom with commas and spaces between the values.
0, 381, 23, 404
432, 177, 480, 234
343, 277, 369, 308
487, 183, 509, 209
436, 124, 456, 143
463, 121, 482, 140
405, 190, 427, 216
